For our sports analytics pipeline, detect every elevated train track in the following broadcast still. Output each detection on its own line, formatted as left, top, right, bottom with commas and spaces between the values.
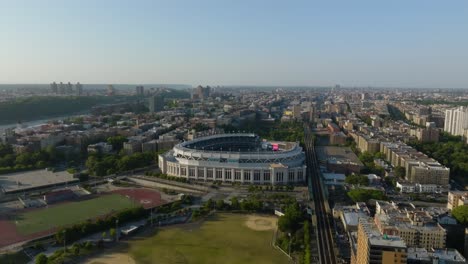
305, 124, 337, 264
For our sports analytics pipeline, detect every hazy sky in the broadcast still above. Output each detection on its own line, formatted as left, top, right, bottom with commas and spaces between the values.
1, 0, 468, 88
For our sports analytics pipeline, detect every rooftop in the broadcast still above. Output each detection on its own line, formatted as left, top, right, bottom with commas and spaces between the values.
0, 169, 78, 194
360, 217, 407, 248
315, 146, 363, 166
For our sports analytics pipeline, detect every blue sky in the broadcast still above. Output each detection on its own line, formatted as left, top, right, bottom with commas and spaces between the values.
1, 0, 467, 87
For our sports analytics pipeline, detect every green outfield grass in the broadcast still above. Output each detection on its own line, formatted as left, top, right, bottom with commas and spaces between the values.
15, 194, 135, 235
129, 213, 290, 264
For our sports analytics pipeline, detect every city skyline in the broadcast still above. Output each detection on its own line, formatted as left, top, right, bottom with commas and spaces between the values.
1, 1, 468, 88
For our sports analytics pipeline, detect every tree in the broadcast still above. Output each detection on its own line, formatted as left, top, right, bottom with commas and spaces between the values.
394, 166, 406, 178
452, 205, 468, 225
374, 152, 386, 159
0, 144, 13, 157
107, 136, 128, 151
192, 209, 201, 219
347, 189, 386, 202
345, 174, 369, 186
230, 197, 240, 210
193, 123, 210, 132
35, 253, 48, 264
109, 228, 116, 240
278, 202, 303, 232
215, 200, 225, 210
359, 151, 374, 164
72, 244, 80, 255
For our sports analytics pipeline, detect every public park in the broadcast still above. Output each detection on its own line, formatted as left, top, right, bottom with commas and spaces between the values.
85, 213, 290, 264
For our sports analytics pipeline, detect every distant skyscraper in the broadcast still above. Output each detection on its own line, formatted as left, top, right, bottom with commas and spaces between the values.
58, 82, 65, 94
149, 95, 164, 113
192, 85, 211, 100
66, 82, 73, 94
107, 85, 115, 96
50, 82, 58, 94
361, 92, 369, 100
76, 82, 83, 95
135, 85, 144, 96
292, 105, 301, 119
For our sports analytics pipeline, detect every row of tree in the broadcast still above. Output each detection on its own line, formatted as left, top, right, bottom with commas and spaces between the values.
276, 202, 312, 262
347, 188, 386, 202
409, 133, 468, 184
85, 152, 154, 176
358, 151, 385, 176
0, 96, 123, 125
0, 144, 68, 175
55, 207, 146, 244
345, 174, 369, 186
221, 120, 305, 145
36, 240, 95, 264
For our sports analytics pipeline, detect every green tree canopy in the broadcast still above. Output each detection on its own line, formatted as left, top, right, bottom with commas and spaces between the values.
347, 189, 386, 203
394, 166, 406, 178
35, 253, 48, 264
107, 136, 128, 151
345, 174, 369, 186
452, 205, 468, 225
278, 202, 303, 233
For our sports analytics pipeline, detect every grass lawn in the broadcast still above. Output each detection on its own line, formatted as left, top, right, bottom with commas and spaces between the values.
15, 194, 135, 235
129, 213, 290, 264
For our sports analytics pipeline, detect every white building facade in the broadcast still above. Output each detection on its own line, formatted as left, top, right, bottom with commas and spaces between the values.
158, 133, 307, 185
444, 106, 468, 139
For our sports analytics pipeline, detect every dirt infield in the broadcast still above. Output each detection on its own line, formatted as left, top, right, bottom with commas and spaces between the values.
244, 215, 277, 231
84, 253, 135, 264
111, 188, 166, 209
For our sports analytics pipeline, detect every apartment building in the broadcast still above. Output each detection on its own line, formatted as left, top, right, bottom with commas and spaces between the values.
374, 201, 447, 250
447, 191, 468, 210
444, 106, 468, 137
351, 217, 407, 264
409, 162, 450, 185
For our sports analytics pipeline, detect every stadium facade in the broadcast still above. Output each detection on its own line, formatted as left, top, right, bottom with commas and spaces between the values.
158, 133, 306, 185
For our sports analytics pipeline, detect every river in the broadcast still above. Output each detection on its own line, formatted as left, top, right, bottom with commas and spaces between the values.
0, 113, 87, 131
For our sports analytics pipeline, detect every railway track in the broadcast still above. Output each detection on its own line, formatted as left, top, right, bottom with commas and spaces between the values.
304, 124, 337, 264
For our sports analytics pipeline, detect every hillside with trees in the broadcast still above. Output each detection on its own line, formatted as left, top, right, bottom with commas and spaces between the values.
0, 96, 125, 124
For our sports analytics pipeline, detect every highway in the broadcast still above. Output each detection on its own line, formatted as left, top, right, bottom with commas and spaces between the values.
304, 124, 337, 264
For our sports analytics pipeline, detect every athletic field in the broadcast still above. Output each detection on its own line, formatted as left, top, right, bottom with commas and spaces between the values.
15, 194, 135, 235
128, 213, 290, 264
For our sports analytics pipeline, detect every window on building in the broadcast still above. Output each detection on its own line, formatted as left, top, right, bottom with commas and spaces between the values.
264, 171, 271, 182
244, 171, 251, 181
254, 170, 261, 181
289, 171, 295, 181
198, 168, 205, 178
207, 168, 214, 179
216, 169, 223, 179
225, 170, 232, 181
276, 172, 284, 182
189, 167, 195, 177
180, 167, 187, 176
297, 170, 303, 181
235, 170, 241, 180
